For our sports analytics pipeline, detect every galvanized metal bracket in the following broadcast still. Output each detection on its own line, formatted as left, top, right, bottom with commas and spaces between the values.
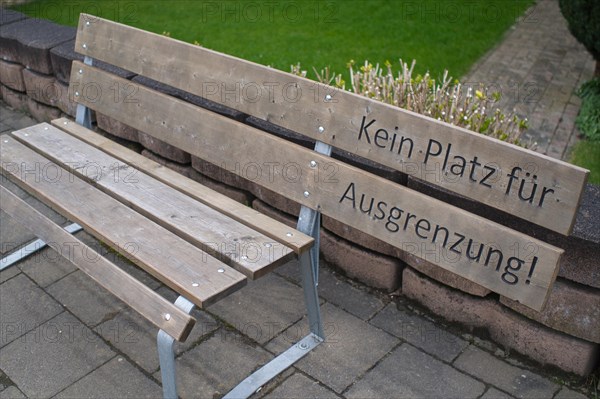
0, 223, 83, 271
157, 295, 195, 399
75, 56, 93, 129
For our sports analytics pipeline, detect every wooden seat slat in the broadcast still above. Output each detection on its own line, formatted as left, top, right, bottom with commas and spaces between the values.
49, 118, 314, 255
0, 186, 196, 341
75, 14, 588, 235
13, 123, 295, 279
68, 62, 563, 311
0, 137, 247, 308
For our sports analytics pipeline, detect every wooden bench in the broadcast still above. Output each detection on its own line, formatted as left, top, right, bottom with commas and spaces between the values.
0, 13, 589, 398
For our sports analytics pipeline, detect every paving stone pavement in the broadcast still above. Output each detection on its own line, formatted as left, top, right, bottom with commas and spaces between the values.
0, 0, 598, 396
462, 0, 595, 160
0, 105, 596, 399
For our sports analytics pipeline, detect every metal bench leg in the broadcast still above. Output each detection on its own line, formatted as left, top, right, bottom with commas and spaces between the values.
224, 206, 324, 399
0, 222, 83, 271
157, 296, 195, 399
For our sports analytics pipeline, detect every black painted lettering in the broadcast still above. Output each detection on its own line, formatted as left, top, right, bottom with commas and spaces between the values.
432, 225, 449, 247
450, 233, 465, 255
415, 218, 431, 239
450, 156, 466, 177
466, 239, 484, 262
403, 213, 417, 231
358, 116, 375, 144
485, 247, 504, 270
374, 201, 388, 220
480, 165, 495, 188
398, 135, 414, 159
502, 257, 523, 285
339, 182, 356, 208
359, 194, 375, 215
424, 139, 442, 164
518, 173, 537, 203
538, 186, 555, 207
386, 207, 403, 232
374, 129, 388, 148
468, 156, 481, 182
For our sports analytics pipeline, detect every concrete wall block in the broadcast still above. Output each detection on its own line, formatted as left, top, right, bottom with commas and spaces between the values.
403, 267, 599, 376
26, 97, 61, 123
96, 113, 139, 142
0, 19, 75, 74
22, 68, 60, 106
55, 80, 76, 117
0, 59, 25, 91
320, 228, 403, 292
501, 279, 600, 343
187, 168, 254, 206
1, 84, 28, 112
138, 131, 191, 164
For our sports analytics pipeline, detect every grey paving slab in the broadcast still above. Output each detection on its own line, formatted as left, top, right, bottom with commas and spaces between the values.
0, 312, 114, 398
273, 259, 385, 321
17, 245, 77, 287
454, 346, 559, 399
55, 356, 162, 399
346, 343, 485, 399
154, 330, 273, 398
47, 270, 127, 327
481, 387, 516, 399
264, 373, 340, 399
0, 273, 63, 347
554, 387, 590, 399
0, 264, 20, 284
95, 306, 219, 374
0, 370, 9, 392
267, 302, 399, 393
207, 273, 307, 344
0, 386, 25, 399
370, 303, 469, 362
316, 268, 386, 320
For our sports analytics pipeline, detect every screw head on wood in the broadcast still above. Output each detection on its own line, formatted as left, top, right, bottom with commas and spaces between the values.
325, 94, 332, 101
318, 126, 324, 133
82, 43, 87, 49
192, 282, 199, 287
286, 232, 293, 237
310, 160, 317, 168
164, 313, 171, 321
218, 268, 225, 273
303, 191, 310, 197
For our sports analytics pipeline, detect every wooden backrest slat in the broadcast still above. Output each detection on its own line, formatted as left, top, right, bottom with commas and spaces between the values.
1, 186, 196, 341
74, 14, 588, 235
0, 138, 247, 308
69, 63, 562, 311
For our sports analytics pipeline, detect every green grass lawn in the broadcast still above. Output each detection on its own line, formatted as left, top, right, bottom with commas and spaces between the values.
571, 140, 600, 185
13, 0, 533, 80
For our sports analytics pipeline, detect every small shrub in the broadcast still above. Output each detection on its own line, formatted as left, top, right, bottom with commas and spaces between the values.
559, 0, 600, 74
292, 60, 530, 147
576, 78, 600, 142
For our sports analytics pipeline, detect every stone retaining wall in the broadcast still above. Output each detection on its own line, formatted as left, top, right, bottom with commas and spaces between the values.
1, 8, 599, 376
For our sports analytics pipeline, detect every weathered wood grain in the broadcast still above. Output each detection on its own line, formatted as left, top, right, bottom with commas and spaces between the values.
50, 117, 314, 255
13, 123, 295, 279
74, 14, 588, 235
0, 137, 247, 308
66, 65, 563, 310
0, 186, 196, 341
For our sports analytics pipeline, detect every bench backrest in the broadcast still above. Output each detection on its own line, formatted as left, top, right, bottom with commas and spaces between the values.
67, 14, 588, 311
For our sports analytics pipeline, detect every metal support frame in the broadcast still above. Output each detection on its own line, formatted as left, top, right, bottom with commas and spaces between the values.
75, 56, 93, 129
157, 296, 195, 399
0, 223, 83, 271
222, 141, 332, 398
